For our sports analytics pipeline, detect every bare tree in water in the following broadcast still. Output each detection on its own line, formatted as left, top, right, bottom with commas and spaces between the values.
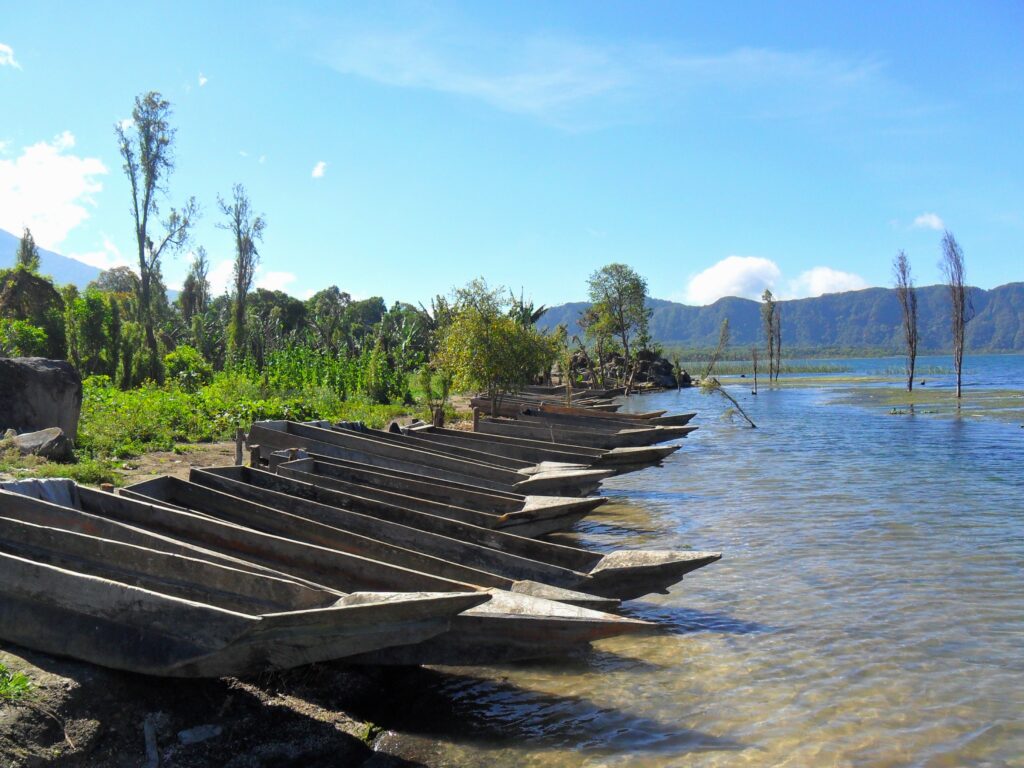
701, 319, 756, 428
761, 289, 777, 382
893, 250, 918, 392
772, 307, 782, 382
940, 230, 972, 399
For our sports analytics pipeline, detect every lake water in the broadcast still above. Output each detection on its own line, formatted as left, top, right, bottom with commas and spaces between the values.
378, 363, 1024, 767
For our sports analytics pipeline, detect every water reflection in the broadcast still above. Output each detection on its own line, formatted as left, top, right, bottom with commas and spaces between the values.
382, 381, 1024, 766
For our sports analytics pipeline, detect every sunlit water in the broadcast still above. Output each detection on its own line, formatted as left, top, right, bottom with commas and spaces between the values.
377, 373, 1024, 767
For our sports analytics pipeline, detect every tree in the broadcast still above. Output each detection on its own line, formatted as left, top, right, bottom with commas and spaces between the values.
585, 263, 651, 377
435, 280, 559, 414
940, 230, 972, 399
893, 250, 918, 392
772, 306, 782, 381
218, 183, 265, 359
15, 228, 40, 272
179, 247, 210, 325
116, 91, 198, 381
761, 289, 777, 382
90, 266, 140, 297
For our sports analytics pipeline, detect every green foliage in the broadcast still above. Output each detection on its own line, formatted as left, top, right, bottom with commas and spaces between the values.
164, 345, 213, 392
15, 228, 40, 272
0, 319, 48, 356
436, 280, 559, 405
585, 263, 651, 365
0, 663, 32, 702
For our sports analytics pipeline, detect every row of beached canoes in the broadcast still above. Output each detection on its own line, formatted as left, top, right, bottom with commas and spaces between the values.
0, 391, 718, 678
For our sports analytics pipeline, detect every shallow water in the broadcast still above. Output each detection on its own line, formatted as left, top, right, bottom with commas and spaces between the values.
381, 381, 1024, 767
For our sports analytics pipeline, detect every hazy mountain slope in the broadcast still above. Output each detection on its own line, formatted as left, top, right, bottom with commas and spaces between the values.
0, 228, 102, 287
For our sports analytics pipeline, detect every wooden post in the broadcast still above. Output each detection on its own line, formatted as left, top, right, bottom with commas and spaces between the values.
751, 346, 758, 395
235, 428, 245, 466
473, 407, 481, 432
248, 444, 261, 467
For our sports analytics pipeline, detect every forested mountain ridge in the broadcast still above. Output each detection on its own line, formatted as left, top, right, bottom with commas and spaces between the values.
538, 283, 1024, 353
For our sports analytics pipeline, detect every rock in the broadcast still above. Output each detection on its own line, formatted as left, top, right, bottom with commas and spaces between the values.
3, 428, 16, 440
178, 723, 223, 745
0, 358, 82, 441
13, 427, 73, 460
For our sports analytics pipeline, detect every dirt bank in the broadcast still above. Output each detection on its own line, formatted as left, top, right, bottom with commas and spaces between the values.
0, 645, 426, 767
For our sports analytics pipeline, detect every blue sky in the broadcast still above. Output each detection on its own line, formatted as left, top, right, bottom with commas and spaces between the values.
1, 1, 1022, 306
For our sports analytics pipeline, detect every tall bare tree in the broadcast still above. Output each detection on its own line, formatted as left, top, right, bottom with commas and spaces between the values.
218, 184, 265, 358
940, 230, 971, 399
772, 307, 782, 382
893, 249, 918, 392
116, 91, 197, 380
761, 289, 777, 382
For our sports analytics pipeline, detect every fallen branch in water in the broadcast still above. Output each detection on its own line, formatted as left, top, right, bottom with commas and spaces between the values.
701, 376, 757, 428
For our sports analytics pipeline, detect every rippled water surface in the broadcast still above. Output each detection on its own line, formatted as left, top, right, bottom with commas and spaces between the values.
382, 380, 1024, 767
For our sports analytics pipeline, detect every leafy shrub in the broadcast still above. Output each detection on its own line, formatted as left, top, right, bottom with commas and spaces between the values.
164, 345, 213, 392
0, 318, 49, 356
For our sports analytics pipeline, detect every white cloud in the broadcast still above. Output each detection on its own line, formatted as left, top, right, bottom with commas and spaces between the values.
67, 236, 131, 271
117, 118, 133, 131
207, 259, 235, 296
685, 255, 781, 304
787, 267, 867, 298
684, 256, 869, 304
258, 154, 267, 164
256, 270, 298, 292
239, 150, 249, 157
0, 43, 21, 69
311, 161, 327, 178
912, 212, 944, 230
198, 72, 208, 87
0, 132, 107, 248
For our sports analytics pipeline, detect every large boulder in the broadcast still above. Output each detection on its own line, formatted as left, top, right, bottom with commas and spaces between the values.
11, 427, 73, 460
0, 357, 82, 442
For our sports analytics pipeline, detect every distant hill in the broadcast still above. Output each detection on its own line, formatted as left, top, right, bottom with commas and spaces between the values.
0, 228, 102, 288
538, 283, 1024, 353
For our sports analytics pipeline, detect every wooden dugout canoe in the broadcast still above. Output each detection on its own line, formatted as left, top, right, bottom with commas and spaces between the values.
515, 408, 697, 430
0, 481, 649, 664
0, 484, 486, 676
195, 465, 721, 601
470, 397, 663, 420
272, 454, 606, 520
401, 424, 680, 470
249, 420, 614, 498
122, 471, 614, 608
478, 417, 697, 449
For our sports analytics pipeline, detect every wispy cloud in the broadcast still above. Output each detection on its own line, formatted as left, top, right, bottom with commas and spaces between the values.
198, 72, 208, 87
912, 212, 944, 230
311, 160, 326, 178
316, 23, 894, 129
0, 43, 21, 69
0, 131, 107, 248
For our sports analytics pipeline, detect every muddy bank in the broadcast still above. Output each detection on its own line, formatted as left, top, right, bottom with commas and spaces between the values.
0, 645, 425, 767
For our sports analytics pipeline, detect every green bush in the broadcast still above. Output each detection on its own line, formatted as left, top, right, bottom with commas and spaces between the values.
164, 345, 213, 392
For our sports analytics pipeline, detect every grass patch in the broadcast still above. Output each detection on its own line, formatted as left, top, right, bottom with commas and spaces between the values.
75, 373, 453, 462
0, 662, 32, 702
0, 446, 122, 486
